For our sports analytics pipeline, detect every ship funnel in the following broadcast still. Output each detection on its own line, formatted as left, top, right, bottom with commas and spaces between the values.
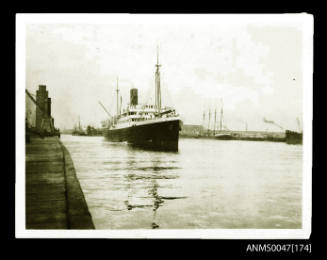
130, 88, 138, 106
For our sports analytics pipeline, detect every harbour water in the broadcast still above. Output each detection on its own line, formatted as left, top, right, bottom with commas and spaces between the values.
61, 134, 302, 229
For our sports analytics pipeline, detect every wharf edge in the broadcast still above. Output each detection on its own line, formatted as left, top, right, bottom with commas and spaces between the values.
25, 136, 94, 229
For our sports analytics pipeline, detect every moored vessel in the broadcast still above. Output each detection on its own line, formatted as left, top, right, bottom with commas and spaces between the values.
285, 130, 303, 144
103, 49, 181, 151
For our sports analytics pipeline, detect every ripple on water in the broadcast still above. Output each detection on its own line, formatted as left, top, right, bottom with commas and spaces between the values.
61, 135, 303, 229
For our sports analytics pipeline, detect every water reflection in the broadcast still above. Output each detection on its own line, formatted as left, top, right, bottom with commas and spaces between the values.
124, 149, 186, 229
149, 179, 163, 229
127, 142, 179, 154
61, 135, 303, 229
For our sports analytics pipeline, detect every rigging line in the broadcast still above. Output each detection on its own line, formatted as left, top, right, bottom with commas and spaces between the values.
144, 80, 153, 105
144, 63, 158, 105
107, 82, 118, 115
161, 78, 174, 108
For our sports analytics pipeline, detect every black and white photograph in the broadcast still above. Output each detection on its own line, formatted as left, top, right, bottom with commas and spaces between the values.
16, 14, 313, 239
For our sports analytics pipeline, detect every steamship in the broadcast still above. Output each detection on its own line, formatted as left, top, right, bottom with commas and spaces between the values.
285, 130, 303, 144
103, 51, 181, 151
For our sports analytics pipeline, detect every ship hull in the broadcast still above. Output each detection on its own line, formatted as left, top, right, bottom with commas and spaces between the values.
215, 134, 234, 140
104, 119, 181, 151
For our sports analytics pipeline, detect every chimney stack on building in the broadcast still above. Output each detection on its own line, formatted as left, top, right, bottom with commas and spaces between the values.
36, 85, 48, 130
35, 85, 55, 132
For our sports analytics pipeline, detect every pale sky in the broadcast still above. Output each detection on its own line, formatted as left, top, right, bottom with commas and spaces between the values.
25, 15, 307, 131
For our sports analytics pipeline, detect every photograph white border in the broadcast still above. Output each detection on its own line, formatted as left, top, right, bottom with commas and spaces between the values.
16, 13, 313, 239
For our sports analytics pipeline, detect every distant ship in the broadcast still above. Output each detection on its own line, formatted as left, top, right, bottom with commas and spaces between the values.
103, 50, 181, 151
72, 116, 86, 136
285, 130, 303, 144
215, 133, 233, 140
285, 118, 303, 145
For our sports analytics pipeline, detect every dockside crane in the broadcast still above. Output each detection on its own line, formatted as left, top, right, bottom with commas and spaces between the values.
98, 100, 115, 128
98, 101, 113, 119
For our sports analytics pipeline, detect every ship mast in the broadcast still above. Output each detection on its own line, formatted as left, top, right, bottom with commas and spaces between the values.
208, 108, 211, 135
214, 108, 217, 135
116, 77, 120, 116
220, 99, 224, 131
202, 111, 206, 128
155, 46, 162, 114
120, 95, 123, 114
